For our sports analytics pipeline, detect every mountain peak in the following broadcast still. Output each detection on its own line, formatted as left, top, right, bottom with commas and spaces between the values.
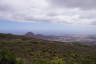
25, 32, 35, 37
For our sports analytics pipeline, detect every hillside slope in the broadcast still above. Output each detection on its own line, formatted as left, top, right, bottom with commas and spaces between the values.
0, 33, 96, 64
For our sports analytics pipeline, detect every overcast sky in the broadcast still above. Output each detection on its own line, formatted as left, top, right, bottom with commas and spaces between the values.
0, 0, 96, 25
0, 0, 96, 35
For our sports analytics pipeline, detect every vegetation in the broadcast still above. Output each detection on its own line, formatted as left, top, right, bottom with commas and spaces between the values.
0, 33, 96, 64
0, 49, 25, 64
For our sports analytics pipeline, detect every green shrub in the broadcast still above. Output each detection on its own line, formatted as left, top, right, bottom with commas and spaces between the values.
16, 58, 26, 64
0, 49, 16, 64
0, 49, 25, 64
50, 57, 65, 64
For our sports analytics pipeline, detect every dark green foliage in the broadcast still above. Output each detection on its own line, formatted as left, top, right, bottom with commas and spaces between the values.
0, 49, 16, 64
0, 49, 25, 64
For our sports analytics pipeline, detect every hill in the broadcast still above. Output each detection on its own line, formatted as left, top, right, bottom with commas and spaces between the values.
25, 32, 96, 45
0, 33, 96, 64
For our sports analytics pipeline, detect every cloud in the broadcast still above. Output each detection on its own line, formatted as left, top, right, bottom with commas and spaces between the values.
0, 0, 96, 25
49, 0, 96, 9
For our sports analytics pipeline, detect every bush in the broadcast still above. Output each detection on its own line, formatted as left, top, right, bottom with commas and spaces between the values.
0, 49, 16, 64
0, 49, 25, 64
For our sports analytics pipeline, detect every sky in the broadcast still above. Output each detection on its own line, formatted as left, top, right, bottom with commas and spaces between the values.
0, 19, 96, 35
0, 0, 96, 35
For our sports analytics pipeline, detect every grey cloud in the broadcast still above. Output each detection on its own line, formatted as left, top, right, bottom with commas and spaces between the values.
49, 0, 96, 9
91, 21, 96, 25
0, 0, 96, 25
0, 4, 11, 12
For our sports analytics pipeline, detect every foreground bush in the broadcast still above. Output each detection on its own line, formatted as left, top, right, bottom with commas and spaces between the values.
0, 49, 25, 64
